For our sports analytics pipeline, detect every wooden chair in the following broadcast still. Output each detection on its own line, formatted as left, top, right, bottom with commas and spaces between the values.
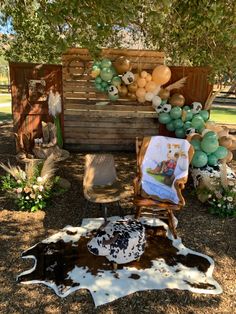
83, 154, 123, 220
133, 136, 194, 238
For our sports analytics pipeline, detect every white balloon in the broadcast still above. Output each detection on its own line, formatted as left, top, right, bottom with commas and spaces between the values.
152, 95, 162, 109
145, 92, 155, 102
153, 85, 161, 95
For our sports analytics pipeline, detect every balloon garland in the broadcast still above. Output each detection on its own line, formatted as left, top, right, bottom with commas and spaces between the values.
90, 57, 235, 169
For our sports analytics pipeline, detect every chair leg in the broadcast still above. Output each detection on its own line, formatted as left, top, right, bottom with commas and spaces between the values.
135, 206, 142, 220
168, 209, 177, 239
104, 205, 108, 222
117, 201, 123, 217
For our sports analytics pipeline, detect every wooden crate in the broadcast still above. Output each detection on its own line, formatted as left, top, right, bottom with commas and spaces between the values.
62, 48, 165, 151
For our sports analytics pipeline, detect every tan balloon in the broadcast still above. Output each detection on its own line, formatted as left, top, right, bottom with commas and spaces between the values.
158, 88, 170, 100
169, 93, 185, 107
137, 77, 146, 88
222, 150, 233, 163
128, 82, 138, 93
113, 56, 131, 74
152, 65, 171, 85
118, 85, 128, 97
219, 136, 233, 149
141, 71, 148, 78
136, 88, 146, 98
145, 81, 157, 92
138, 97, 146, 103
146, 73, 152, 82
128, 92, 137, 99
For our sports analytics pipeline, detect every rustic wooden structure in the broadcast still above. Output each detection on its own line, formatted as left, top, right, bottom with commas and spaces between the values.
10, 63, 62, 153
62, 48, 212, 151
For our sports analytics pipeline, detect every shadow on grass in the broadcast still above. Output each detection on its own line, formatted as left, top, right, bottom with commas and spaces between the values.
0, 112, 12, 121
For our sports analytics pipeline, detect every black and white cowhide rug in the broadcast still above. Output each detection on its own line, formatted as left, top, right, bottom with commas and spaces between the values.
17, 216, 222, 307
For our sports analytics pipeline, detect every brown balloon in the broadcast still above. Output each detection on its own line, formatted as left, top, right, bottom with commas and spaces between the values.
128, 92, 137, 99
169, 93, 185, 107
118, 85, 128, 97
113, 56, 131, 74
219, 136, 233, 149
158, 88, 170, 100
128, 82, 138, 93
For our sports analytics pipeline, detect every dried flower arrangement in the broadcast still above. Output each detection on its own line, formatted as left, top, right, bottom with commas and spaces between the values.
0, 155, 59, 212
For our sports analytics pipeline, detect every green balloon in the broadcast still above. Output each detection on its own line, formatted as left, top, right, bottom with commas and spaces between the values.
191, 151, 208, 168
199, 110, 209, 121
185, 110, 193, 121
158, 113, 172, 124
93, 61, 101, 67
170, 107, 182, 119
201, 137, 219, 153
203, 131, 218, 140
101, 58, 112, 68
191, 114, 205, 129
161, 99, 167, 105
95, 76, 102, 84
101, 81, 108, 88
95, 83, 102, 91
196, 125, 205, 133
184, 121, 192, 130
183, 106, 190, 111
173, 118, 184, 129
109, 94, 119, 101
92, 65, 100, 71
100, 68, 114, 82
166, 121, 175, 131
175, 128, 185, 138
208, 154, 218, 166
111, 76, 122, 87
214, 146, 228, 159
190, 139, 201, 150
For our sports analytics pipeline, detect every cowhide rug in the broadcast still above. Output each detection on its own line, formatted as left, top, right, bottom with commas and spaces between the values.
17, 216, 222, 307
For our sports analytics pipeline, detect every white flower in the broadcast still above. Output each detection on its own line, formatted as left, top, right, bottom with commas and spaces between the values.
38, 194, 42, 199
32, 185, 39, 191
223, 197, 227, 200
30, 193, 35, 199
38, 185, 44, 192
227, 196, 233, 202
16, 187, 22, 194
213, 199, 216, 202
37, 177, 43, 183
17, 180, 21, 184
208, 194, 212, 198
217, 204, 221, 207
25, 196, 29, 200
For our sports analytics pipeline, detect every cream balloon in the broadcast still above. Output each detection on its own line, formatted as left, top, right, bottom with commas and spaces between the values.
146, 73, 152, 82
152, 65, 171, 85
145, 92, 155, 102
141, 71, 148, 78
153, 85, 161, 95
152, 95, 162, 109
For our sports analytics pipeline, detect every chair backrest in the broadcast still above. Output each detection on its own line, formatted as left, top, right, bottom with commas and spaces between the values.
83, 154, 117, 188
136, 136, 194, 205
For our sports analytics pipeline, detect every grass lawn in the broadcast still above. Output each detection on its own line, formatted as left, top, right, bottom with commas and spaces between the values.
210, 107, 236, 124
0, 93, 11, 104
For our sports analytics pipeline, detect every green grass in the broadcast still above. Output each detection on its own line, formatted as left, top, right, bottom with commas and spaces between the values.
210, 108, 236, 124
0, 94, 11, 104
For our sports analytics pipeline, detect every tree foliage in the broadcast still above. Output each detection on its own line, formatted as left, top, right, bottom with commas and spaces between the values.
0, 0, 235, 81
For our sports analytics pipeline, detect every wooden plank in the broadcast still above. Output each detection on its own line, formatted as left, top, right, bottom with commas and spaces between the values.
64, 120, 158, 129
64, 109, 157, 118
64, 143, 136, 152
63, 103, 154, 112
62, 48, 165, 58
64, 129, 158, 138
64, 138, 140, 145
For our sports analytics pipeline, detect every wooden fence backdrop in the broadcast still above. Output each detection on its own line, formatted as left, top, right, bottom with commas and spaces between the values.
62, 48, 212, 151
